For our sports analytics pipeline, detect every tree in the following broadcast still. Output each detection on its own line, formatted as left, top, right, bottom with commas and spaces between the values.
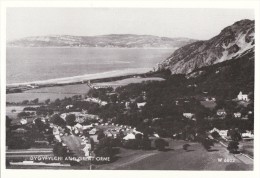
227, 141, 239, 153
17, 111, 30, 118
34, 118, 46, 132
32, 98, 39, 104
53, 142, 69, 158
50, 114, 66, 127
211, 131, 221, 139
97, 130, 106, 140
94, 137, 114, 163
65, 114, 76, 126
228, 129, 242, 141
22, 100, 29, 105
6, 116, 12, 129
45, 99, 51, 105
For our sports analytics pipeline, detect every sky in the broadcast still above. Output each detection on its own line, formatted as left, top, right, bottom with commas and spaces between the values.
6, 8, 254, 41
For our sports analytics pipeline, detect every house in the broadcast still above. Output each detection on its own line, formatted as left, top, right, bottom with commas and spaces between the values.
219, 130, 228, 137
209, 127, 220, 134
89, 128, 97, 135
84, 97, 108, 106
123, 133, 136, 140
241, 131, 254, 139
183, 113, 195, 119
125, 102, 130, 109
210, 129, 228, 140
20, 118, 28, 125
233, 112, 242, 118
137, 102, 146, 109
216, 109, 226, 116
66, 105, 73, 109
237, 91, 249, 101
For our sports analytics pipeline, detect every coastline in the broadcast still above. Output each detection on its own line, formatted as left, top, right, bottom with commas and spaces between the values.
7, 68, 152, 87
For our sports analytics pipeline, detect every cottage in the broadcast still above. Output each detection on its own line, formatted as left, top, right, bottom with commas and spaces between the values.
237, 91, 249, 101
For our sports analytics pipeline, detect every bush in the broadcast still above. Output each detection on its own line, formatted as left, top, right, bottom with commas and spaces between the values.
154, 138, 168, 151
123, 139, 140, 149
141, 138, 151, 150
53, 142, 69, 158
201, 138, 214, 150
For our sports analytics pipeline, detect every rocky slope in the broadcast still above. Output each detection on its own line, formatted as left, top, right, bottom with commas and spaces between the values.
158, 19, 255, 74
7, 34, 196, 48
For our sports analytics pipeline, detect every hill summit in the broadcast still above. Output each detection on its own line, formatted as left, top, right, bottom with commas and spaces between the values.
158, 19, 255, 74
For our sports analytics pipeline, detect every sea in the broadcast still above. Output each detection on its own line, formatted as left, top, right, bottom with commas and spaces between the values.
7, 47, 173, 84
6, 47, 173, 103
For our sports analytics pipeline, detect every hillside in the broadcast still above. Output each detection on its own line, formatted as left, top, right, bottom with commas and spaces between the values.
188, 48, 254, 99
7, 34, 196, 48
158, 19, 255, 74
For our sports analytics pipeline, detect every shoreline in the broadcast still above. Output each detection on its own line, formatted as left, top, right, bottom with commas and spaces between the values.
7, 46, 177, 50
7, 68, 152, 88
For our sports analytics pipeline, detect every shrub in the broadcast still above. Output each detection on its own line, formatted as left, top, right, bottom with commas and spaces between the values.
201, 138, 214, 150
123, 139, 140, 149
155, 138, 168, 151
211, 131, 221, 139
227, 141, 239, 153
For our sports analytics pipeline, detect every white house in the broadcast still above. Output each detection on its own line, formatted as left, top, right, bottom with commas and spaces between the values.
89, 128, 97, 135
183, 113, 195, 119
233, 112, 242, 118
216, 109, 226, 116
219, 130, 228, 137
137, 102, 146, 109
20, 118, 28, 125
66, 105, 73, 109
123, 133, 136, 140
237, 91, 249, 101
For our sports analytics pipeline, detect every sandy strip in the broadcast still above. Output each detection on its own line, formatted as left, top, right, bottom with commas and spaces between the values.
7, 68, 151, 87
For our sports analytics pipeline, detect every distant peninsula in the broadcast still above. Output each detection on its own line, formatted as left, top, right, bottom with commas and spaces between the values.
7, 34, 196, 48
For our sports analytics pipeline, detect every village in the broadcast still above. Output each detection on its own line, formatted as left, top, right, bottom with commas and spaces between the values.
6, 73, 254, 169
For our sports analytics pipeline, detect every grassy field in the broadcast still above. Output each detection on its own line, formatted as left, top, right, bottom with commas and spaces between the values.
240, 141, 254, 158
6, 105, 39, 119
6, 84, 90, 103
95, 140, 253, 170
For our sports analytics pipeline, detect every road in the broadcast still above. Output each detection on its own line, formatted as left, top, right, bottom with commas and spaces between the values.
96, 140, 253, 170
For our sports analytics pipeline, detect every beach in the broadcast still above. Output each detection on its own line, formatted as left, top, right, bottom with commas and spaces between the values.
7, 68, 151, 87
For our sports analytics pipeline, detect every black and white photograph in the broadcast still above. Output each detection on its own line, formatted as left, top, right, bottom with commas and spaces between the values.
1, 0, 259, 176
